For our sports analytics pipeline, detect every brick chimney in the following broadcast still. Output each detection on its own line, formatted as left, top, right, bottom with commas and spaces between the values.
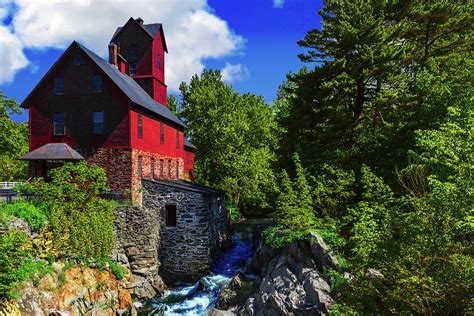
108, 42, 118, 67
136, 17, 144, 26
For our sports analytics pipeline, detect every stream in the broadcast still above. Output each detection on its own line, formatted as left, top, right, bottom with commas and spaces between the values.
138, 221, 258, 315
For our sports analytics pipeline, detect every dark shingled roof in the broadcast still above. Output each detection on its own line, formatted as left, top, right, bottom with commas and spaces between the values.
76, 42, 184, 127
111, 19, 168, 52
143, 179, 225, 195
18, 143, 84, 160
184, 139, 196, 149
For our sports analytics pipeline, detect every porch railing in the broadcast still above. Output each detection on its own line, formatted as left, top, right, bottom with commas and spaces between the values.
0, 182, 23, 190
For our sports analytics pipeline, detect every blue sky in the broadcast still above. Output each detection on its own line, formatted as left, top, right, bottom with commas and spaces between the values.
0, 0, 323, 123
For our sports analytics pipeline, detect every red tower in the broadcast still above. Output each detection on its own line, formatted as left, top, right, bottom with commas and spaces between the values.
110, 17, 168, 106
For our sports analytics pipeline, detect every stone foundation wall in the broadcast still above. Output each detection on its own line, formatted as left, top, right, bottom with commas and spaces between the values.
142, 180, 228, 283
112, 205, 164, 299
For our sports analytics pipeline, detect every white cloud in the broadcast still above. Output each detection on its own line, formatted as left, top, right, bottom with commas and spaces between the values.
221, 62, 249, 83
0, 25, 28, 84
0, 0, 245, 89
273, 0, 284, 8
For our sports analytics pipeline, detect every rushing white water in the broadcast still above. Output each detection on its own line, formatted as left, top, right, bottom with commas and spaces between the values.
140, 232, 254, 315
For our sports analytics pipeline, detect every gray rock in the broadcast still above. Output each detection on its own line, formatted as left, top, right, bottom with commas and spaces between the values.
207, 308, 236, 316
364, 268, 384, 279
117, 253, 129, 266
236, 233, 337, 316
308, 232, 339, 270
8, 218, 31, 235
134, 281, 157, 299
217, 272, 258, 311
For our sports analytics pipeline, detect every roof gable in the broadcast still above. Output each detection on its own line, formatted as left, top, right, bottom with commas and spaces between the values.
111, 17, 168, 52
21, 41, 183, 127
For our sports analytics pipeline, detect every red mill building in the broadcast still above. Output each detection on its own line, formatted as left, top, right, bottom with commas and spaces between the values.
19, 17, 197, 204
19, 18, 230, 283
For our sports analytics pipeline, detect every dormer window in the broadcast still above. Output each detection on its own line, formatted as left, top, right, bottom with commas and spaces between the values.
55, 77, 64, 95
93, 75, 103, 93
157, 55, 161, 69
129, 45, 137, 61
129, 63, 137, 76
74, 55, 82, 65
53, 112, 65, 136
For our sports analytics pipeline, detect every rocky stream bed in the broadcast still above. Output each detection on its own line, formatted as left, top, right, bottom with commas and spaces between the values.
136, 219, 339, 316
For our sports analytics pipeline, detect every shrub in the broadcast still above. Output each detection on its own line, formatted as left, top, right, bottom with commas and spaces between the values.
29, 161, 115, 258
0, 200, 48, 230
95, 258, 125, 280
0, 230, 31, 300
274, 153, 315, 230
15, 259, 53, 287
263, 225, 309, 249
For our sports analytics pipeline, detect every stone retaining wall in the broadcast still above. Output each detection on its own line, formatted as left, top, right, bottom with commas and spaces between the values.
112, 205, 164, 299
142, 180, 229, 283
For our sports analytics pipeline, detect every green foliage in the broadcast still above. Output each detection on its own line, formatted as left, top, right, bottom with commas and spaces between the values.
312, 164, 356, 219
227, 202, 241, 222
0, 200, 49, 230
179, 70, 278, 212
0, 230, 31, 300
95, 258, 125, 280
345, 165, 393, 267
324, 268, 346, 294
275, 153, 315, 230
263, 225, 309, 249
15, 259, 53, 287
274, 0, 473, 314
342, 100, 473, 314
0, 91, 28, 181
28, 161, 115, 258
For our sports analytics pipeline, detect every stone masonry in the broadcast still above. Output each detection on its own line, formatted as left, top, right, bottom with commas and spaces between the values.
112, 205, 165, 299
142, 179, 229, 284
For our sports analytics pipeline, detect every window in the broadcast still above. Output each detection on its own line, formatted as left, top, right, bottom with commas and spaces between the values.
160, 159, 164, 177
129, 63, 137, 76
176, 130, 180, 149
129, 45, 137, 61
74, 55, 82, 65
93, 75, 103, 92
55, 77, 64, 95
138, 157, 143, 178
150, 158, 155, 179
157, 54, 161, 69
165, 204, 177, 227
92, 111, 104, 134
176, 161, 179, 178
160, 123, 164, 144
137, 114, 143, 138
53, 112, 65, 136
168, 160, 171, 177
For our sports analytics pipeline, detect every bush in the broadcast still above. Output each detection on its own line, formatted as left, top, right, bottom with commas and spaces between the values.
263, 225, 309, 248
0, 230, 31, 300
274, 153, 316, 230
29, 161, 115, 258
15, 259, 53, 287
0, 200, 48, 230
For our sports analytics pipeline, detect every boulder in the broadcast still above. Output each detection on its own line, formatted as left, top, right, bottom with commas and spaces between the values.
235, 233, 337, 315
248, 239, 278, 275
217, 272, 259, 311
7, 218, 30, 235
207, 308, 236, 316
308, 232, 339, 270
364, 268, 384, 279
